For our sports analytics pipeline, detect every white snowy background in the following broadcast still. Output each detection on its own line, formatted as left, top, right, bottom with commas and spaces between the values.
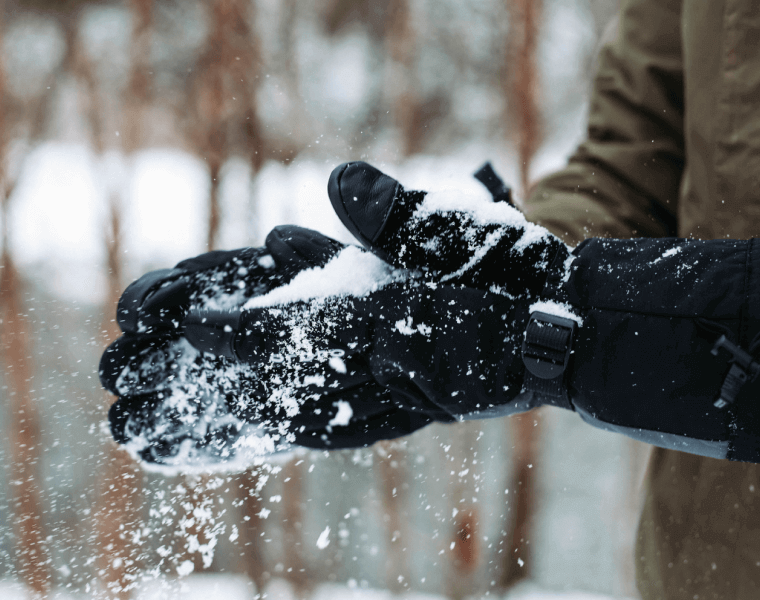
0, 0, 644, 599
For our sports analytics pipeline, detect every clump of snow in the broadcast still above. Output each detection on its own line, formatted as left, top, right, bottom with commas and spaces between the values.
529, 300, 583, 327
416, 189, 554, 253
394, 316, 432, 337
316, 526, 331, 549
651, 245, 683, 265
115, 335, 295, 476
329, 356, 347, 373
244, 246, 409, 309
328, 400, 353, 427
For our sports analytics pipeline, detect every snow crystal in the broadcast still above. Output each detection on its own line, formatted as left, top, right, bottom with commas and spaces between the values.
258, 254, 275, 269
395, 317, 416, 336
663, 246, 682, 257
328, 400, 353, 427
177, 560, 194, 577
441, 229, 504, 282
562, 254, 577, 283
651, 245, 683, 265
529, 300, 583, 327
329, 356, 347, 373
316, 526, 331, 549
394, 316, 432, 337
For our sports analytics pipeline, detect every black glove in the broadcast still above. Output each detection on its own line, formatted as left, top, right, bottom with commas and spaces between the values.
186, 162, 760, 463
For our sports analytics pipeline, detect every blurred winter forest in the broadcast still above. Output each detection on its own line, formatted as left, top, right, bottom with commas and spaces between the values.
0, 0, 648, 599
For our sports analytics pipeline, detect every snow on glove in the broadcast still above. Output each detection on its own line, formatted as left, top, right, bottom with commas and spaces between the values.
99, 226, 379, 472
115, 228, 343, 337
328, 161, 571, 298
324, 162, 760, 463
183, 244, 533, 449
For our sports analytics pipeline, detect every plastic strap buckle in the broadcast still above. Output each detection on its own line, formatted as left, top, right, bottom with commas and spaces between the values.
711, 335, 760, 409
521, 311, 577, 409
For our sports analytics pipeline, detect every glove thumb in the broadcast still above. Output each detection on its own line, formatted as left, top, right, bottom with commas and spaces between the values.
328, 162, 422, 264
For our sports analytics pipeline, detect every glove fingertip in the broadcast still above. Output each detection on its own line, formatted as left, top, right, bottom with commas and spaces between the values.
108, 397, 133, 445
99, 336, 135, 395
108, 393, 162, 446
328, 161, 401, 260
117, 268, 179, 333
266, 225, 344, 273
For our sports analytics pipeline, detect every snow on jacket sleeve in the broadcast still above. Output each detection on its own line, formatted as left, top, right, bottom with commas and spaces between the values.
526, 0, 684, 244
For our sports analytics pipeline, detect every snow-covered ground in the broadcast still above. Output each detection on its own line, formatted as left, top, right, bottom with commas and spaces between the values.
0, 576, 634, 600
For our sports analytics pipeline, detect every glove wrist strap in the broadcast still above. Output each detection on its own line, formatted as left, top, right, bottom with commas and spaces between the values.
521, 311, 576, 410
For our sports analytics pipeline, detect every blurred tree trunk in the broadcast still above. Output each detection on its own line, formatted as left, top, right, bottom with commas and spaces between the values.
276, 0, 302, 165
497, 0, 544, 590
384, 0, 422, 157
0, 15, 52, 598
94, 193, 144, 600
0, 240, 51, 600
375, 441, 410, 594
191, 0, 264, 250
282, 457, 311, 598
62, 2, 154, 595
505, 0, 542, 200
236, 469, 268, 594
447, 422, 482, 600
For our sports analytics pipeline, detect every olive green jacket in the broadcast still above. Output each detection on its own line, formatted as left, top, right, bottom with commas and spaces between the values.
526, 0, 760, 597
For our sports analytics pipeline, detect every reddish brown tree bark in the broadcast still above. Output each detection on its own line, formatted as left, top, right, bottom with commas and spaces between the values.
0, 250, 52, 599
497, 0, 544, 589
375, 441, 410, 594
92, 184, 145, 599
384, 0, 423, 156
190, 0, 264, 250
61, 3, 152, 595
0, 14, 52, 596
447, 422, 482, 600
282, 457, 311, 598
505, 0, 543, 199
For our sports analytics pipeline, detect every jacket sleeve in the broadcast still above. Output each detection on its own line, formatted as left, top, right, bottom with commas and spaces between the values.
525, 0, 684, 244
